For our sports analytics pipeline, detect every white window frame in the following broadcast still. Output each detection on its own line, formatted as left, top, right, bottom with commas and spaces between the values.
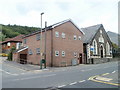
55, 51, 59, 56
106, 42, 110, 55
7, 42, 10, 46
78, 36, 81, 40
99, 35, 104, 43
62, 51, 65, 57
62, 32, 65, 38
36, 48, 40, 54
74, 52, 77, 57
55, 31, 59, 37
29, 49, 33, 55
73, 35, 77, 40
93, 39, 97, 55
100, 30, 102, 34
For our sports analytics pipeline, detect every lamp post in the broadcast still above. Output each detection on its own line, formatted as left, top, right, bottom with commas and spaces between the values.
40, 12, 44, 69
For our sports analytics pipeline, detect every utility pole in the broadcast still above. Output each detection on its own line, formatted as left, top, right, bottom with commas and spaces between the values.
44, 21, 47, 61
40, 12, 44, 69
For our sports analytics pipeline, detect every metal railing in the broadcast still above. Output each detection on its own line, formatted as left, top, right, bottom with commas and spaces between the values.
18, 58, 27, 64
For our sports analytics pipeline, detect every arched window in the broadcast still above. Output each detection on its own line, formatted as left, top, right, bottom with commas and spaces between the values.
93, 39, 97, 55
106, 42, 110, 55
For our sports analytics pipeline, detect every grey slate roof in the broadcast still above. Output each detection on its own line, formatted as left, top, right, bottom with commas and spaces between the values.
81, 24, 102, 43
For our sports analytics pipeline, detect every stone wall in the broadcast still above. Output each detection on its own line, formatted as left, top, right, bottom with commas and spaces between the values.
88, 58, 119, 64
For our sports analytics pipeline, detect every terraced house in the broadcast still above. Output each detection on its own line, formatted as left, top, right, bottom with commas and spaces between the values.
81, 24, 113, 64
13, 19, 84, 67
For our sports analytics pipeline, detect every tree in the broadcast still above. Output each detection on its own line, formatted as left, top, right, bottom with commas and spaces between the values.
7, 46, 16, 61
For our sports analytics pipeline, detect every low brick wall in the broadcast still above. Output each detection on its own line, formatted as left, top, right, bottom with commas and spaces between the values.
88, 58, 119, 64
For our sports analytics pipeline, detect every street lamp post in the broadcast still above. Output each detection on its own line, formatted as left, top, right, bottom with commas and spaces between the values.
40, 12, 44, 69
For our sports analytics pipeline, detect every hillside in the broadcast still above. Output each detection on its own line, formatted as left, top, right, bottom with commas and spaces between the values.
0, 24, 40, 41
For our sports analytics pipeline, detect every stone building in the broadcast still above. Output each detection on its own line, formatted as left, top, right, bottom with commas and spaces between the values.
82, 24, 113, 64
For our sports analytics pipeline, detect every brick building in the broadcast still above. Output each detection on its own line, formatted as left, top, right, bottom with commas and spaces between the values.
1, 35, 24, 53
13, 19, 84, 67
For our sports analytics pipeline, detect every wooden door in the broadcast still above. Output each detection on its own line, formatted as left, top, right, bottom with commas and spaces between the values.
79, 53, 82, 64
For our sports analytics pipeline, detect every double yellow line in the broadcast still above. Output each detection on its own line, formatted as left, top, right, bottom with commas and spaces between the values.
88, 73, 120, 86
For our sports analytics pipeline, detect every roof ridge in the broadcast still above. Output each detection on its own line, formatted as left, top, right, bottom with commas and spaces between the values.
50, 19, 71, 28
82, 24, 102, 29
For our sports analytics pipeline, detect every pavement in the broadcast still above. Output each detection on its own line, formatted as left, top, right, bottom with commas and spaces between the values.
1, 57, 85, 72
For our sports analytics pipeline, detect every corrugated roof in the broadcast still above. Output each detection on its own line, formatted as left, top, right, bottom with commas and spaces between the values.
81, 24, 102, 43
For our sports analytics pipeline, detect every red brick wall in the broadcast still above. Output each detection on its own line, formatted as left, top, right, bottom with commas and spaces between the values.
23, 30, 52, 66
52, 21, 83, 66
2, 42, 17, 53
22, 21, 84, 67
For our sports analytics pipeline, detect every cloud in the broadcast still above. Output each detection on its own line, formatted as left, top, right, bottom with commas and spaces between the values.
0, 0, 119, 33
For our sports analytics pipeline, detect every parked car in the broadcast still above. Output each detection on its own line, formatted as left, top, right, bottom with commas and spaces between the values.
0, 53, 8, 57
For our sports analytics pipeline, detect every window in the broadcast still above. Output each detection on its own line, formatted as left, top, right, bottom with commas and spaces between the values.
16, 43, 21, 49
106, 42, 110, 55
74, 52, 77, 57
28, 49, 33, 55
62, 33, 65, 38
62, 51, 65, 57
23, 39, 27, 44
92, 39, 97, 55
7, 42, 10, 46
55, 51, 59, 56
55, 32, 59, 37
99, 35, 104, 43
36, 48, 40, 54
78, 36, 81, 40
100, 30, 102, 34
73, 35, 77, 40
36, 34, 40, 40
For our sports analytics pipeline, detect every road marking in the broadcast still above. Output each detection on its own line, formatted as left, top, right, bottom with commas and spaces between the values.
78, 80, 86, 83
95, 77, 112, 82
58, 85, 66, 88
81, 69, 92, 72
101, 73, 109, 76
89, 74, 120, 86
91, 78, 120, 86
0, 69, 18, 76
2, 63, 26, 71
88, 75, 98, 80
12, 74, 56, 81
112, 71, 116, 73
69, 82, 77, 85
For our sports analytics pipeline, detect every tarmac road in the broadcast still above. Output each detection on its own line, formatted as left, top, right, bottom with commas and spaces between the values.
1, 57, 119, 89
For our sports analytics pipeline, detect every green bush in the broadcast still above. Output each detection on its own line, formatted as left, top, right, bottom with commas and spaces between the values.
7, 46, 16, 61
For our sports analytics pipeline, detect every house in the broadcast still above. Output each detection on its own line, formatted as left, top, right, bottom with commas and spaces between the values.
1, 35, 24, 53
81, 24, 113, 64
13, 19, 84, 67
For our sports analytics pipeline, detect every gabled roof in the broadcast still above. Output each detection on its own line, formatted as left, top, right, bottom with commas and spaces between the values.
23, 19, 84, 38
81, 24, 102, 43
2, 34, 24, 44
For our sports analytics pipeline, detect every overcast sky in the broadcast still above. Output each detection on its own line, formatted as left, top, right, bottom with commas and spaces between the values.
0, 0, 119, 33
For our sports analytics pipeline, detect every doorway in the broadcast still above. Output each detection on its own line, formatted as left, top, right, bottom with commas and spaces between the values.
79, 53, 82, 64
100, 46, 103, 58
20, 54, 27, 64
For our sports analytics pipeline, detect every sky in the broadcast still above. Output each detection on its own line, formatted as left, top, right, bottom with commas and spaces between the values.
0, 0, 119, 33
